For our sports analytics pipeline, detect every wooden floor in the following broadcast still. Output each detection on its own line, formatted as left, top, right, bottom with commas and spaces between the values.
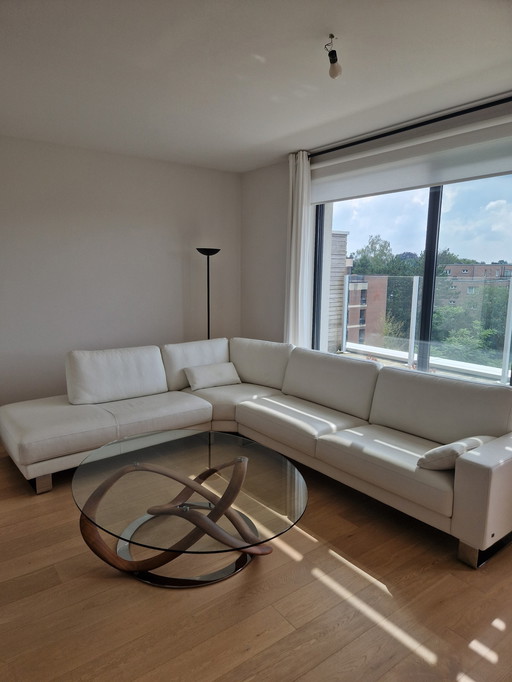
2, 445, 512, 682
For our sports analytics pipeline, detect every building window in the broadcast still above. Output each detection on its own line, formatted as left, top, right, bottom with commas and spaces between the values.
461, 269, 469, 274
467, 286, 476, 294
360, 290, 367, 305
445, 269, 451, 275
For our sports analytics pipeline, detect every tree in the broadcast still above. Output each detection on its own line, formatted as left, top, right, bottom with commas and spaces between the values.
351, 235, 394, 275
434, 320, 501, 367
432, 305, 468, 342
481, 285, 509, 349
352, 237, 479, 278
387, 276, 415, 338
382, 314, 408, 350
436, 248, 478, 273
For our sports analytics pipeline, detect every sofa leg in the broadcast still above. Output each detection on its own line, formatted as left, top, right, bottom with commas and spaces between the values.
458, 531, 512, 568
457, 542, 480, 568
30, 473, 53, 494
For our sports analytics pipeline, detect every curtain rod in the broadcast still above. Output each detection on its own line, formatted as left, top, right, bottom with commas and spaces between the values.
308, 93, 512, 160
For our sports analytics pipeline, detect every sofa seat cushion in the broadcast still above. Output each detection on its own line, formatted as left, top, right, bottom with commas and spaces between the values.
316, 425, 454, 516
236, 395, 368, 457
183, 384, 281, 421
0, 396, 118, 466
100, 392, 213, 439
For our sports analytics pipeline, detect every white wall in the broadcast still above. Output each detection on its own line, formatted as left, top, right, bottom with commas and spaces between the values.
241, 160, 289, 341
0, 137, 241, 404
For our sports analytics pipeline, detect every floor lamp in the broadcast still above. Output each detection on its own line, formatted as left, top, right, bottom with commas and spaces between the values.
196, 248, 220, 340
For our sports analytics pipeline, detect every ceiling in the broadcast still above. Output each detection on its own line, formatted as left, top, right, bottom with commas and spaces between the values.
1, 0, 511, 173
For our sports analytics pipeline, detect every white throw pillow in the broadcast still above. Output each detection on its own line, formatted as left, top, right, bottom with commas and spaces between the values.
184, 362, 241, 391
417, 435, 494, 470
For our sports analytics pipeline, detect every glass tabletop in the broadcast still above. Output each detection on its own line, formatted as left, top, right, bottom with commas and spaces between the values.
72, 430, 307, 555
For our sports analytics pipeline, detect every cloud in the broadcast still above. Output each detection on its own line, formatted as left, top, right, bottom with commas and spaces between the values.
333, 188, 430, 255
440, 185, 458, 213
332, 175, 512, 263
486, 199, 507, 211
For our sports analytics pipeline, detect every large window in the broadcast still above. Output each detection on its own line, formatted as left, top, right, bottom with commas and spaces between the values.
315, 174, 512, 384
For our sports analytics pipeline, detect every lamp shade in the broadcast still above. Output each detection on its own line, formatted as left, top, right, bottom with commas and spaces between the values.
197, 248, 220, 256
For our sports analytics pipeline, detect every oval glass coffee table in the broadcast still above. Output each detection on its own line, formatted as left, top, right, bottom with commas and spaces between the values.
72, 430, 307, 588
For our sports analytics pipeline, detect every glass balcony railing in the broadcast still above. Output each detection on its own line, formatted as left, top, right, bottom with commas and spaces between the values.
338, 275, 512, 385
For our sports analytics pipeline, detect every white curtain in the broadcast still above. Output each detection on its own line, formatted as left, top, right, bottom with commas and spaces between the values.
284, 150, 314, 347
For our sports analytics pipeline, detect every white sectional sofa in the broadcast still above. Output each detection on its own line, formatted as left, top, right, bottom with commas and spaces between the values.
2, 336, 512, 568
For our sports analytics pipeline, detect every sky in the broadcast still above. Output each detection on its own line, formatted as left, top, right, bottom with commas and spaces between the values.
332, 174, 512, 263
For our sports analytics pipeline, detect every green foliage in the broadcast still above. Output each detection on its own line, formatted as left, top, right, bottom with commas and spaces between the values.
350, 234, 509, 362
433, 320, 501, 367
352, 239, 478, 277
482, 286, 509, 348
351, 235, 394, 275
382, 314, 409, 350
431, 306, 468, 342
436, 248, 478, 267
387, 277, 414, 337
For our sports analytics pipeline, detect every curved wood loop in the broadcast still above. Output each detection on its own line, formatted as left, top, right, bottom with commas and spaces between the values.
78, 455, 272, 574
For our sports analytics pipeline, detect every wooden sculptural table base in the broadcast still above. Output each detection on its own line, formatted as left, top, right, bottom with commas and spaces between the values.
79, 455, 273, 588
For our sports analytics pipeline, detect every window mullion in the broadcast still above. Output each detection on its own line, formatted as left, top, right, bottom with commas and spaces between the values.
312, 204, 325, 349
417, 186, 443, 371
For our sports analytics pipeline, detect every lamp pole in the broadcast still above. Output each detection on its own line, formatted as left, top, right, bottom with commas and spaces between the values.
196, 248, 220, 339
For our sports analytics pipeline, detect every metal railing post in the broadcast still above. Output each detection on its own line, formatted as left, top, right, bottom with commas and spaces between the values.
408, 276, 420, 367
501, 282, 512, 384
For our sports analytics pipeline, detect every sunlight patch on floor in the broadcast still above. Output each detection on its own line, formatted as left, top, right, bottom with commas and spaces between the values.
270, 536, 304, 561
255, 519, 319, 561
456, 674, 477, 682
492, 617, 506, 631
292, 525, 319, 543
328, 549, 392, 594
311, 567, 437, 664
468, 639, 498, 664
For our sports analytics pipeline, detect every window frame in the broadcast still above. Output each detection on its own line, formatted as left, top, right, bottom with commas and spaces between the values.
312, 174, 512, 384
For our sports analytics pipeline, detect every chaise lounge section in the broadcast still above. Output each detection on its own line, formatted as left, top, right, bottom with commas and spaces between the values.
2, 336, 512, 567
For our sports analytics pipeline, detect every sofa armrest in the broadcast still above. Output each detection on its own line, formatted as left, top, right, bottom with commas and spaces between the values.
451, 433, 512, 551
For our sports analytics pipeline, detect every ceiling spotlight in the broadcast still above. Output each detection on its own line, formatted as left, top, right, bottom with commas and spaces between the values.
324, 33, 342, 79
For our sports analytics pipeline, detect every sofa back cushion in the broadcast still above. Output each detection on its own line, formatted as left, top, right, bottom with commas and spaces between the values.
229, 338, 294, 389
282, 348, 380, 419
66, 346, 168, 405
161, 338, 229, 390
370, 366, 512, 443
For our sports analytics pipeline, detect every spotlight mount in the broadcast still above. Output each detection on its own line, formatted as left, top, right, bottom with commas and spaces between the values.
324, 33, 342, 79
